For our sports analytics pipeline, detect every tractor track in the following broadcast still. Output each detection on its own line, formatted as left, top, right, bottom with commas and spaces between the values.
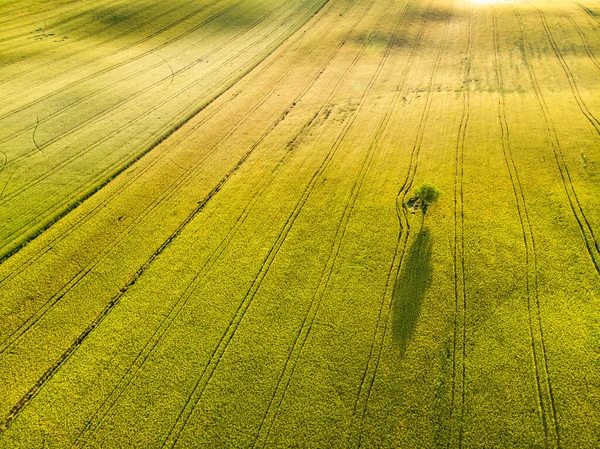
493, 9, 560, 447
448, 7, 472, 448
512, 5, 600, 275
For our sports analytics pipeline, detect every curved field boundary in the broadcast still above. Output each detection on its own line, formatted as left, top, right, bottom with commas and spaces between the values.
346, 0, 455, 446
492, 8, 559, 447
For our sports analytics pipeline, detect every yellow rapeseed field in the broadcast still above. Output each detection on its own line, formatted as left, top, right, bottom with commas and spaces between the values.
0, 0, 599, 447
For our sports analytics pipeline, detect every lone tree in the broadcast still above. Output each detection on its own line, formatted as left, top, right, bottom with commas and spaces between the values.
412, 183, 441, 215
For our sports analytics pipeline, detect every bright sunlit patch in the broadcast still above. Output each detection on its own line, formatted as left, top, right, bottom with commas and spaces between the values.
469, 0, 505, 4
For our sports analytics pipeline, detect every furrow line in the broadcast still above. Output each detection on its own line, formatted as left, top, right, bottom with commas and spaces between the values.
449, 7, 472, 448
493, 8, 546, 444
0, 100, 291, 432
536, 8, 600, 132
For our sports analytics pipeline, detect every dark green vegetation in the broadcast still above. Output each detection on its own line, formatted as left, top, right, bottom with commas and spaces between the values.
0, 0, 599, 447
412, 182, 442, 214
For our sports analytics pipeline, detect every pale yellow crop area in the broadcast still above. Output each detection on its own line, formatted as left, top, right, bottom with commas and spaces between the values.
0, 0, 599, 447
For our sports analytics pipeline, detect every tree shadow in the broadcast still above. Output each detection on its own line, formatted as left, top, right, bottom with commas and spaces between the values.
392, 228, 433, 355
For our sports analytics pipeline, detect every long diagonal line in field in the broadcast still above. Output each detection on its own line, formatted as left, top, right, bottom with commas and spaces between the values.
250, 0, 417, 446
0, 0, 326, 359
0, 0, 379, 435
347, 0, 455, 446
0, 0, 149, 48
0, 0, 337, 272
73, 2, 369, 439
492, 9, 560, 447
0, 0, 269, 139
512, 5, 600, 275
0, 2, 52, 25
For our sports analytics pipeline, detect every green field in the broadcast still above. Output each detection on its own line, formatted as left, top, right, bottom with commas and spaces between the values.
0, 0, 599, 447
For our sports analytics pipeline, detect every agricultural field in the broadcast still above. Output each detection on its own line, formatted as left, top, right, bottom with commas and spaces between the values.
0, 0, 599, 446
